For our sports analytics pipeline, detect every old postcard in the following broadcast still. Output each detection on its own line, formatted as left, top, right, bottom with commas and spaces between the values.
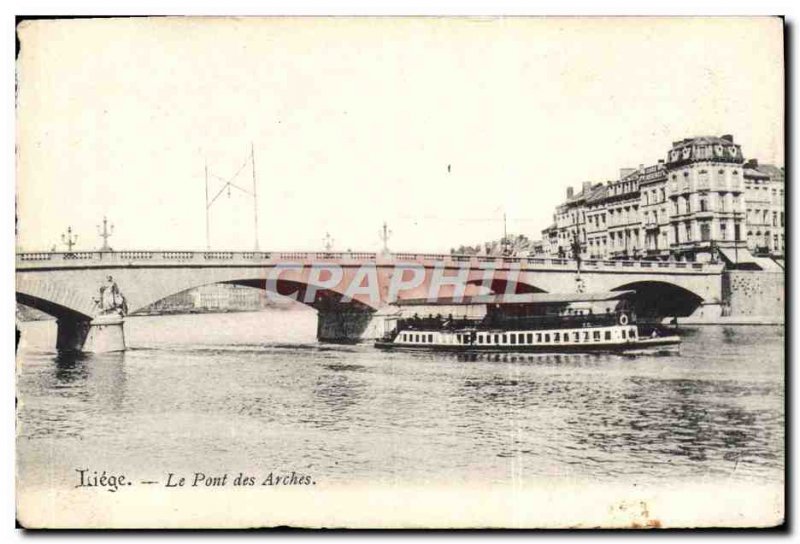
14, 16, 784, 528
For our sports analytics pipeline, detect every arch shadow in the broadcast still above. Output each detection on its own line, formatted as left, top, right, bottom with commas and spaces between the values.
612, 281, 704, 318
16, 292, 92, 322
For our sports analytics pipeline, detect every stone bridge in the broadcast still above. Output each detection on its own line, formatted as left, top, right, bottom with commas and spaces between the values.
16, 250, 725, 351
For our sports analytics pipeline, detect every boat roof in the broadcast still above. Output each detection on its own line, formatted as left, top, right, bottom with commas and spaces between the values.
394, 291, 635, 307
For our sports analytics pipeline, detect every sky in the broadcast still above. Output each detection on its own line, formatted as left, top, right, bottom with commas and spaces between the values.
15, 17, 784, 253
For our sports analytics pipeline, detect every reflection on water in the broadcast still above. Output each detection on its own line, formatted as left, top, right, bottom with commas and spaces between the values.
17, 311, 784, 487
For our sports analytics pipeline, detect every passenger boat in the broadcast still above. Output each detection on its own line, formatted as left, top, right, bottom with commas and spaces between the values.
374, 291, 680, 353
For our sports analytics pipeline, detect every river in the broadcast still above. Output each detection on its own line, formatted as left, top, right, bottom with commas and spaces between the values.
16, 309, 784, 491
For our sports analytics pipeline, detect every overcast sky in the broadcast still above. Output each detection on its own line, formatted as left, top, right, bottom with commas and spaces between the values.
16, 17, 783, 253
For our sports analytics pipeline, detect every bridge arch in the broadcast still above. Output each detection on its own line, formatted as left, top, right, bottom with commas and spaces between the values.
611, 280, 704, 318
129, 275, 379, 316
16, 278, 95, 321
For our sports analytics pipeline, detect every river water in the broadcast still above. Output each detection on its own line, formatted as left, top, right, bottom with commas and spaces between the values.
16, 309, 784, 491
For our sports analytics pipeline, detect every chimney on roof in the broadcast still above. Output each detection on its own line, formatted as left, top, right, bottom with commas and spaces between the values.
566, 186, 574, 199
582, 181, 592, 194
744, 158, 758, 169
721, 134, 734, 143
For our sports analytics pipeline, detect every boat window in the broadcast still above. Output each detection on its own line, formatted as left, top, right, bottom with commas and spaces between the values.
621, 330, 626, 339
527, 333, 534, 344
414, 334, 419, 342
428, 334, 433, 343
554, 332, 560, 342
535, 333, 541, 342
563, 334, 569, 343
573, 332, 580, 342
605, 331, 611, 340
583, 331, 589, 341
593, 331, 600, 340
630, 328, 637, 338
502, 334, 507, 344
510, 334, 517, 345
478, 335, 483, 344
544, 333, 551, 343
493, 334, 499, 344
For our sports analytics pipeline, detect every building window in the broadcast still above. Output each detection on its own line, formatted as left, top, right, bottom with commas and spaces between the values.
699, 197, 707, 212
698, 170, 709, 188
700, 223, 711, 241
720, 222, 727, 240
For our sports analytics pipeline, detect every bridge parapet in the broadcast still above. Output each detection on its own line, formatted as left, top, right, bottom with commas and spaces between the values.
16, 250, 724, 274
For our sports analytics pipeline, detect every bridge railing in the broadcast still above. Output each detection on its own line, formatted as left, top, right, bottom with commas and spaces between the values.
15, 250, 722, 273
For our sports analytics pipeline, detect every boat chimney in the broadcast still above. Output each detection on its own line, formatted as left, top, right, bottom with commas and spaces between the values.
566, 186, 574, 199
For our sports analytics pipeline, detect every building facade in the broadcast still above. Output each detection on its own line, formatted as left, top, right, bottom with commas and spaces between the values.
743, 160, 785, 257
541, 135, 784, 265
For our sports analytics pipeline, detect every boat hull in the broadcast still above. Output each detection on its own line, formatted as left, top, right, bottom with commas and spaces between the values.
374, 336, 680, 353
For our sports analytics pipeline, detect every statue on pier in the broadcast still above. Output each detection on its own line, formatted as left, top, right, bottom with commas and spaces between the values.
93, 275, 128, 316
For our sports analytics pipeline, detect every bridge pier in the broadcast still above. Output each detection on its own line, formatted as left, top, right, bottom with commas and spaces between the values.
317, 309, 387, 343
56, 316, 126, 353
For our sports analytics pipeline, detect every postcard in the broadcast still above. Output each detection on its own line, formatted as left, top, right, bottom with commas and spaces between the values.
15, 16, 784, 529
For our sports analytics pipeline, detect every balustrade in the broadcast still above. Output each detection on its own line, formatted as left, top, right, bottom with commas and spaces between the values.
16, 250, 712, 272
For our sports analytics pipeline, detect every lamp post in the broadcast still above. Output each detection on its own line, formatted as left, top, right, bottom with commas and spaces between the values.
61, 226, 78, 252
323, 232, 334, 252
379, 222, 392, 255
97, 216, 114, 251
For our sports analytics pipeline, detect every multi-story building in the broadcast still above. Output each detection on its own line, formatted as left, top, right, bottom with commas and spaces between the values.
540, 223, 559, 256
550, 181, 613, 258
663, 135, 746, 263
543, 134, 783, 265
639, 161, 670, 258
605, 168, 642, 259
191, 283, 267, 311
743, 160, 785, 257
584, 184, 608, 259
